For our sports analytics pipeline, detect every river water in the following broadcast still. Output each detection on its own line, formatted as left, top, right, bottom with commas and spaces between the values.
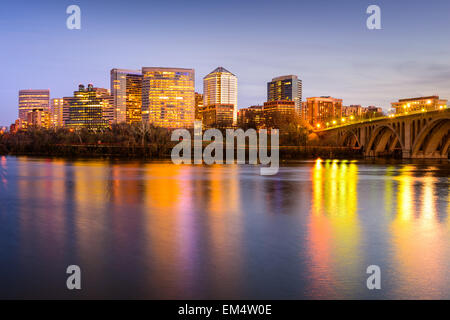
0, 156, 449, 299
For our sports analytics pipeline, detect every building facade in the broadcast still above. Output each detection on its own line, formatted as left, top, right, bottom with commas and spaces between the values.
267, 75, 302, 114
203, 67, 238, 125
142, 67, 195, 128
391, 96, 447, 114
18, 89, 50, 121
199, 104, 234, 129
342, 105, 363, 118
195, 92, 204, 120
110, 69, 143, 124
306, 96, 343, 126
238, 105, 264, 129
66, 84, 109, 129
50, 98, 64, 127
92, 87, 114, 125
263, 100, 296, 128
62, 97, 75, 126
26, 108, 51, 129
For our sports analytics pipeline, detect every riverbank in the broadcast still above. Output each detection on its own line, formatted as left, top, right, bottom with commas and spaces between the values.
0, 125, 365, 160
0, 144, 364, 160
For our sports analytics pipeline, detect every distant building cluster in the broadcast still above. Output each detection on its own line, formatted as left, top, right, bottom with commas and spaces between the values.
11, 66, 448, 133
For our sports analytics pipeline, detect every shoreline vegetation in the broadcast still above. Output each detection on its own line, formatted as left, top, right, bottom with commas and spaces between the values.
0, 123, 363, 160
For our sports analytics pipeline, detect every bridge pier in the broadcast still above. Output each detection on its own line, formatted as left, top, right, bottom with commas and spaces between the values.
403, 122, 412, 158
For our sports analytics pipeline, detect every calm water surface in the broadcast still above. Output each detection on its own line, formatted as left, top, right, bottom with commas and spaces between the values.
0, 156, 449, 299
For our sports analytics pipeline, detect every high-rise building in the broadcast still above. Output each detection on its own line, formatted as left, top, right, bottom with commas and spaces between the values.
195, 92, 204, 120
267, 75, 302, 114
141, 67, 195, 128
306, 96, 343, 126
391, 96, 447, 114
66, 84, 109, 129
18, 89, 50, 121
92, 87, 115, 125
50, 98, 64, 127
203, 67, 238, 124
110, 69, 143, 124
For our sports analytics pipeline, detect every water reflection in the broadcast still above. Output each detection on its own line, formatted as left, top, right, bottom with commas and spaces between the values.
0, 156, 449, 299
307, 159, 361, 298
390, 167, 450, 299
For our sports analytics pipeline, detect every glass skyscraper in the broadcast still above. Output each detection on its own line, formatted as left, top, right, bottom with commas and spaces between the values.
203, 67, 238, 125
141, 67, 195, 128
267, 75, 302, 114
110, 69, 143, 124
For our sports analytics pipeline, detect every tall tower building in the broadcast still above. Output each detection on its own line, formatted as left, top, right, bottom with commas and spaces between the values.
18, 89, 50, 121
110, 69, 143, 124
267, 75, 302, 114
203, 67, 238, 124
141, 67, 195, 128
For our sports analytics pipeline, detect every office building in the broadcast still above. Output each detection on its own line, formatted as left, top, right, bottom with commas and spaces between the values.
267, 75, 302, 114
199, 104, 234, 129
26, 108, 51, 129
18, 89, 50, 121
238, 105, 264, 129
263, 100, 296, 128
66, 84, 109, 129
62, 97, 75, 126
110, 69, 143, 124
92, 87, 115, 125
141, 67, 195, 128
50, 98, 64, 127
203, 67, 238, 124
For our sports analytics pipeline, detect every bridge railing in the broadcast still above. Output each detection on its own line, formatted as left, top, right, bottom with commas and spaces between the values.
315, 107, 449, 132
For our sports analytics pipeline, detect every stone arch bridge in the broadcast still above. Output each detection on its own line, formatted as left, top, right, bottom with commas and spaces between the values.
316, 109, 449, 159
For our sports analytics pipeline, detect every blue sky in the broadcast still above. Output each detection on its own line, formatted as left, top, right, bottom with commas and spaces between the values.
1, 0, 450, 125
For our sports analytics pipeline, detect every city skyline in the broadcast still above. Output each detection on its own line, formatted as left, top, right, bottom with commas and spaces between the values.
11, 63, 448, 131
2, 0, 450, 125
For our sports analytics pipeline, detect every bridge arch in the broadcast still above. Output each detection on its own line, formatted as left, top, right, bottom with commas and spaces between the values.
412, 117, 450, 158
365, 124, 404, 157
339, 129, 360, 148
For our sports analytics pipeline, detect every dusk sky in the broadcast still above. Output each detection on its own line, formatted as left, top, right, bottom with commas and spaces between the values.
1, 0, 450, 125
